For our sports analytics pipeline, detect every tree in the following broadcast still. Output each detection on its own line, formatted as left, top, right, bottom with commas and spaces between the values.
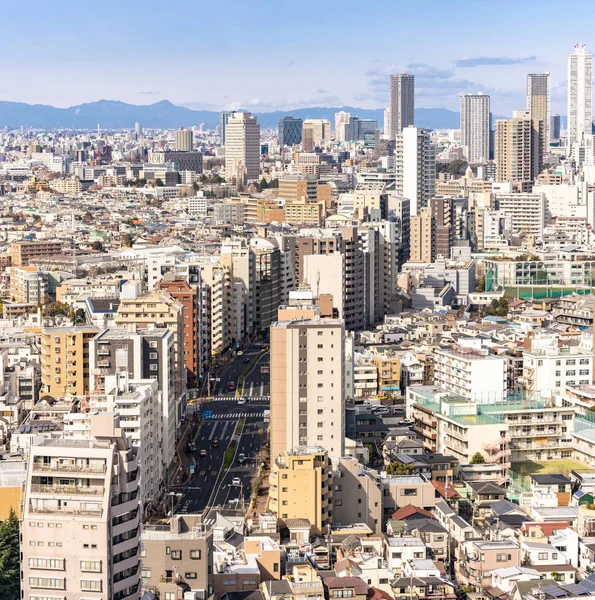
259, 177, 269, 191
386, 462, 415, 475
476, 275, 486, 292
155, 178, 164, 187
91, 240, 104, 251
268, 178, 279, 189
470, 452, 485, 464
121, 232, 133, 247
0, 508, 20, 600
73, 308, 87, 325
447, 159, 469, 176
43, 301, 72, 318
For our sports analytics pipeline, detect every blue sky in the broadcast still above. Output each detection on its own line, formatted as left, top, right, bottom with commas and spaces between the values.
3, 0, 594, 114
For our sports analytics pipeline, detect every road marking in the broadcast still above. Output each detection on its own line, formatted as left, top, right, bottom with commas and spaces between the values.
208, 422, 219, 441
249, 382, 254, 395
220, 420, 230, 439
259, 382, 264, 395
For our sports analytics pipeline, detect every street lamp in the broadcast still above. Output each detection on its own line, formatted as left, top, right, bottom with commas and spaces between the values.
166, 491, 182, 517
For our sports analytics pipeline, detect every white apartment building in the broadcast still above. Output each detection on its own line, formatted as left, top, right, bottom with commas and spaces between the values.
270, 309, 345, 463
495, 192, 546, 236
433, 344, 507, 401
460, 93, 490, 163
188, 192, 208, 216
483, 210, 513, 250
568, 44, 593, 148
395, 127, 436, 216
225, 112, 260, 182
22, 413, 141, 600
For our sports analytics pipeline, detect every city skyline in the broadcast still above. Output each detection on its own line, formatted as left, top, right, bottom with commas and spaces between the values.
3, 0, 595, 115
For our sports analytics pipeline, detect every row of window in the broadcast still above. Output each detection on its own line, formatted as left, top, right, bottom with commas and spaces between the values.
165, 548, 202, 560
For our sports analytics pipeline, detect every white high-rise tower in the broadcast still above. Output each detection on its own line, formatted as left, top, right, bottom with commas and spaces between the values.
460, 93, 491, 163
568, 44, 593, 148
225, 112, 260, 182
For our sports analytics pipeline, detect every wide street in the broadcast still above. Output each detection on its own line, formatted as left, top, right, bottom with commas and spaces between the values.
177, 348, 270, 522
212, 343, 270, 398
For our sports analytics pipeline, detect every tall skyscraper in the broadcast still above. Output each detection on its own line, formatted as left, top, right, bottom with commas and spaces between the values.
460, 93, 491, 163
389, 74, 415, 138
551, 114, 561, 141
383, 106, 392, 139
278, 116, 303, 147
225, 112, 261, 182
395, 126, 436, 215
335, 111, 351, 141
174, 128, 193, 151
302, 119, 331, 148
22, 414, 141, 600
527, 73, 551, 153
495, 110, 542, 186
270, 305, 345, 463
219, 110, 236, 145
134, 122, 142, 135
568, 44, 593, 148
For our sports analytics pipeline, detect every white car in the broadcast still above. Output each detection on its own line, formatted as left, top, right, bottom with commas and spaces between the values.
232, 477, 241, 486
238, 397, 246, 405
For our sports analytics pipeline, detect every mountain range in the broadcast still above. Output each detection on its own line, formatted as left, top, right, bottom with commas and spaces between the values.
0, 99, 479, 130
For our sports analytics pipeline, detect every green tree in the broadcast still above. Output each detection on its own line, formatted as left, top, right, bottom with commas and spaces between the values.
386, 462, 415, 475
259, 177, 269, 190
470, 452, 485, 464
0, 508, 20, 600
268, 178, 279, 189
91, 240, 104, 251
447, 159, 469, 176
43, 301, 72, 318
73, 308, 86, 325
476, 276, 486, 292
155, 178, 164, 187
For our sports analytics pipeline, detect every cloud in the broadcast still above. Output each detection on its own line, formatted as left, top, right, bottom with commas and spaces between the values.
407, 63, 453, 80
138, 90, 161, 95
317, 88, 328, 94
221, 93, 343, 112
454, 55, 536, 68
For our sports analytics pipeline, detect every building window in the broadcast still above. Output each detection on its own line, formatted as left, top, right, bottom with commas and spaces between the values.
538, 552, 548, 560
28, 558, 65, 570
29, 577, 65, 589
80, 560, 101, 572
171, 550, 182, 560
401, 488, 418, 496
496, 553, 512, 562
185, 572, 197, 579
81, 579, 102, 591
141, 568, 152, 578
335, 499, 343, 506
190, 549, 202, 560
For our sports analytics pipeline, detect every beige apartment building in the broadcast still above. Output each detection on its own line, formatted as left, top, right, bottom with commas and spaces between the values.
9, 265, 50, 305
22, 413, 141, 600
141, 515, 212, 599
268, 447, 332, 535
284, 198, 325, 226
278, 175, 318, 203
270, 307, 345, 463
50, 178, 83, 194
12, 239, 64, 267
410, 207, 435, 262
41, 325, 100, 397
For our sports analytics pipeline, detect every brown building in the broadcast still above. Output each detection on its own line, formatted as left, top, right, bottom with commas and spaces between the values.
295, 236, 338, 284
410, 208, 435, 263
141, 516, 212, 599
12, 239, 64, 267
278, 176, 318, 203
156, 276, 201, 387
429, 197, 455, 259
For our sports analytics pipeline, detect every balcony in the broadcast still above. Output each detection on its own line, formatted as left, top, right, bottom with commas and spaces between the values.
30, 484, 105, 496
28, 505, 103, 517
32, 462, 107, 474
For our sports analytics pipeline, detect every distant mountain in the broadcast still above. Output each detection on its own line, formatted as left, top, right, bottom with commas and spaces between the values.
0, 99, 565, 130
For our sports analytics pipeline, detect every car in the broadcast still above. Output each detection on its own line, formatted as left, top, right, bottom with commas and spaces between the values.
212, 438, 219, 448
228, 381, 236, 391
238, 453, 245, 463
243, 357, 250, 363
199, 449, 207, 457
237, 351, 244, 356
232, 477, 241, 486
189, 442, 197, 452
238, 397, 246, 405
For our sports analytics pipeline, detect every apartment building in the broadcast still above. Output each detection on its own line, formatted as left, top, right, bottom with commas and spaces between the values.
410, 207, 435, 263
494, 192, 546, 236
41, 325, 100, 397
12, 239, 64, 266
9, 265, 51, 305
270, 307, 345, 463
457, 540, 521, 591
156, 275, 201, 387
225, 112, 260, 182
433, 344, 507, 401
379, 475, 437, 523
22, 414, 141, 600
141, 516, 212, 599
268, 447, 332, 535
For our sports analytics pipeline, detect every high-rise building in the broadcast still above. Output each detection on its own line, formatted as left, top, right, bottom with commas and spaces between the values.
302, 119, 331, 148
410, 207, 435, 263
460, 93, 490, 163
174, 128, 193, 151
219, 110, 236, 145
389, 74, 415, 138
225, 112, 260, 182
383, 106, 392, 139
270, 305, 345, 463
527, 73, 551, 152
22, 413, 141, 600
278, 116, 303, 147
568, 44, 593, 148
551, 114, 561, 141
134, 122, 142, 135
495, 110, 543, 185
334, 111, 351, 141
430, 196, 455, 259
395, 127, 436, 215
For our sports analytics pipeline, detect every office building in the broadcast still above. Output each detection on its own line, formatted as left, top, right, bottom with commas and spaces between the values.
302, 119, 331, 149
270, 306, 345, 463
174, 128, 193, 151
389, 74, 415, 138
568, 44, 593, 148
225, 112, 260, 182
278, 175, 318, 203
41, 325, 100, 397
460, 93, 490, 163
395, 126, 436, 215
430, 196, 455, 259
278, 116, 303, 147
268, 447, 332, 535
134, 122, 142, 135
220, 110, 236, 145
148, 150, 203, 174
495, 110, 543, 185
527, 73, 551, 152
410, 207, 435, 263
334, 111, 351, 141
551, 113, 561, 141
22, 413, 141, 600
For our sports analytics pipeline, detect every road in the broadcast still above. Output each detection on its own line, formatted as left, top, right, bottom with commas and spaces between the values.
177, 398, 267, 522
212, 343, 270, 398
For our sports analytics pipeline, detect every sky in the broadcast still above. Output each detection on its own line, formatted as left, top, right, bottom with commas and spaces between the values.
3, 0, 595, 115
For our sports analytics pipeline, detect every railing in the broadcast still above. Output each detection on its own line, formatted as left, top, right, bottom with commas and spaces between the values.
31, 484, 105, 496
29, 506, 103, 516
32, 462, 107, 474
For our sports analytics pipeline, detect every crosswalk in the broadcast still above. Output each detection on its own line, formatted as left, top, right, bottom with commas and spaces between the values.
202, 517, 216, 527
208, 395, 270, 402
206, 412, 264, 419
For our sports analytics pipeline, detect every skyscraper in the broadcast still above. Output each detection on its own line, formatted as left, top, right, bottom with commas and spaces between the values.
334, 111, 351, 141
527, 73, 551, 153
551, 114, 561, 141
174, 128, 193, 151
395, 127, 436, 215
278, 116, 303, 147
225, 112, 260, 182
568, 44, 593, 148
219, 110, 236, 145
389, 74, 415, 138
460, 93, 491, 163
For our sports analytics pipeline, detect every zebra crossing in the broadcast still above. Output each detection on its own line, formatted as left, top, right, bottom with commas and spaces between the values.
206, 412, 264, 420
202, 517, 216, 527
206, 395, 270, 403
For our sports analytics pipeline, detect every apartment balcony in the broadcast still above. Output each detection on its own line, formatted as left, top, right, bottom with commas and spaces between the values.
32, 462, 107, 474
30, 484, 105, 496
28, 504, 103, 517
414, 424, 437, 440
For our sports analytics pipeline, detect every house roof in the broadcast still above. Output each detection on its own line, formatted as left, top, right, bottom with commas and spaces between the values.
521, 521, 569, 536
324, 577, 368, 594
367, 587, 393, 600
391, 504, 435, 521
469, 481, 505, 495
431, 480, 461, 500
491, 499, 524, 516
531, 474, 571, 486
